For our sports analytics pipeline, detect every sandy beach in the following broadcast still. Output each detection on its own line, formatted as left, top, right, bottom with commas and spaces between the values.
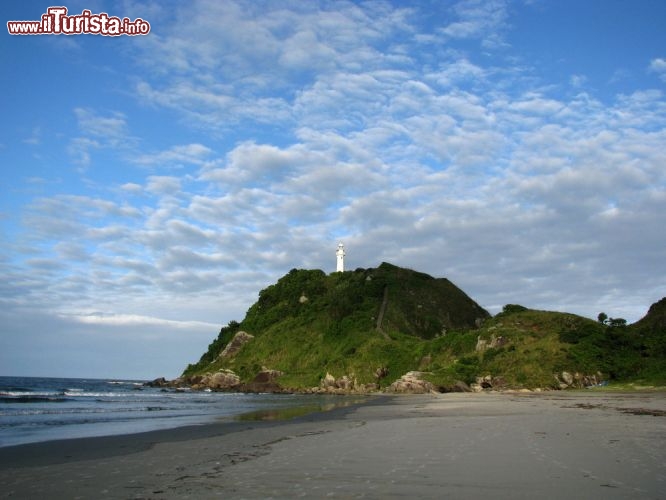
1, 391, 665, 499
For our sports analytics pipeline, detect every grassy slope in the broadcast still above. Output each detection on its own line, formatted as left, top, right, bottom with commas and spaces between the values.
183, 266, 666, 390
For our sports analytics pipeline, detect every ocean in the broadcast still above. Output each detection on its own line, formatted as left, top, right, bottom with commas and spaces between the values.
0, 376, 339, 448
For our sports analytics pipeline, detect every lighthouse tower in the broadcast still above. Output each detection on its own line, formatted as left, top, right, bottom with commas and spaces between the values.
336, 242, 345, 272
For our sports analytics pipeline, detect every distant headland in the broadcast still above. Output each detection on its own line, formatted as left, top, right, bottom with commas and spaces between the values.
148, 259, 666, 394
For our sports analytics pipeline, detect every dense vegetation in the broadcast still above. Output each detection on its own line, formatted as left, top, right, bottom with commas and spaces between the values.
183, 265, 666, 390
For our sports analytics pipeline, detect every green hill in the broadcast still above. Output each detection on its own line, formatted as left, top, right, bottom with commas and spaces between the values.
179, 264, 666, 391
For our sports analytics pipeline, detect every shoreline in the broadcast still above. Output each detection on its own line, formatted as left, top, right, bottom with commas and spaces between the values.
2, 391, 665, 499
0, 393, 377, 468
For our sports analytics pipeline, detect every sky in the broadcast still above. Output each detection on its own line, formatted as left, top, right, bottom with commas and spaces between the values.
1, 0, 665, 380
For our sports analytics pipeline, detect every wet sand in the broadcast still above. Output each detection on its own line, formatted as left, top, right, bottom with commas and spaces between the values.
1, 391, 665, 499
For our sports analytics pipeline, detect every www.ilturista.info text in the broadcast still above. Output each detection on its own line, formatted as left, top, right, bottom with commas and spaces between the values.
7, 7, 150, 36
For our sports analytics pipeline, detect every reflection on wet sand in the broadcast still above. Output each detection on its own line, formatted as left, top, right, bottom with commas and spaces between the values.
236, 397, 368, 421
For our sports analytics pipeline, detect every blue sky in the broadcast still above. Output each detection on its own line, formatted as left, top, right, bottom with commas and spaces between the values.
1, 0, 665, 379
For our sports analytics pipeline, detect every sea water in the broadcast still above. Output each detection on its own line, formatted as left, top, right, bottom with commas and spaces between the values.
0, 376, 330, 448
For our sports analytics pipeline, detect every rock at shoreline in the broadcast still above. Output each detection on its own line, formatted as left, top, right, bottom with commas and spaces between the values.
554, 371, 603, 389
315, 372, 382, 394
318, 372, 359, 393
201, 369, 241, 390
387, 371, 436, 394
144, 377, 170, 388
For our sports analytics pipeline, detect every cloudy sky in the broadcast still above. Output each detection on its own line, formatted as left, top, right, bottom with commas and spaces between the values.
2, 0, 665, 379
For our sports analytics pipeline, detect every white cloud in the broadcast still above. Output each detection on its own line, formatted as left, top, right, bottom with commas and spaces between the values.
134, 80, 293, 129
67, 137, 100, 168
510, 92, 564, 115
65, 312, 219, 330
146, 176, 182, 195
427, 59, 488, 89
130, 0, 417, 131
649, 58, 666, 82
570, 74, 587, 88
200, 142, 308, 186
278, 29, 337, 70
73, 108, 128, 144
135, 144, 213, 168
440, 0, 509, 49
120, 182, 143, 194
68, 108, 134, 168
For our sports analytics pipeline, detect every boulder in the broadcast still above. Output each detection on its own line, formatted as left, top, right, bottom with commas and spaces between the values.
561, 371, 574, 386
144, 377, 170, 387
387, 371, 436, 394
335, 375, 355, 391
476, 375, 493, 389
202, 369, 241, 390
318, 373, 360, 393
470, 374, 509, 391
555, 371, 603, 389
468, 375, 492, 391
321, 372, 336, 389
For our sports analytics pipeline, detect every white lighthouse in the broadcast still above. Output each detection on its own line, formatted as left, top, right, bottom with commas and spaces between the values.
336, 242, 345, 272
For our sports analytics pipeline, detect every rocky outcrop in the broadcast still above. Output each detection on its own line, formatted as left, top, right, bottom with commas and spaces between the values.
464, 371, 604, 391
175, 367, 287, 392
554, 371, 604, 389
153, 367, 606, 394
219, 331, 254, 359
320, 372, 336, 389
315, 372, 380, 394
144, 377, 170, 388
319, 372, 357, 393
318, 370, 467, 394
386, 371, 436, 394
200, 369, 241, 390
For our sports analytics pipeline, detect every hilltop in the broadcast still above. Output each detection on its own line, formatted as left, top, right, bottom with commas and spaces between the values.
171, 263, 666, 393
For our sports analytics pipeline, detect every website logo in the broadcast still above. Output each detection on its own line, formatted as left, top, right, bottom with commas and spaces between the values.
7, 6, 151, 36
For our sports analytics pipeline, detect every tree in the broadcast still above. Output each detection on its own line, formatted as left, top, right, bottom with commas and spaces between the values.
597, 312, 608, 324
608, 317, 627, 328
502, 304, 528, 315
